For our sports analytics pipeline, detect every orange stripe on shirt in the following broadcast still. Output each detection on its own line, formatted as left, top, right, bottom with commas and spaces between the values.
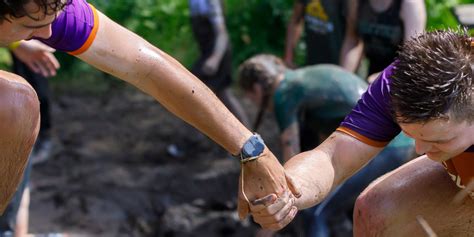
336, 127, 389, 147
448, 152, 474, 186
69, 4, 99, 55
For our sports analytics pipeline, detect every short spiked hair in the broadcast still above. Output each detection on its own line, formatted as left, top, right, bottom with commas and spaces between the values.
390, 29, 473, 123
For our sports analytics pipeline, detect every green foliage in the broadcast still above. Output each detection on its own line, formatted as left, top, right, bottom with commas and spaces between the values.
226, 0, 293, 66
0, 49, 11, 71
89, 0, 197, 66
426, 0, 474, 31
1, 0, 472, 84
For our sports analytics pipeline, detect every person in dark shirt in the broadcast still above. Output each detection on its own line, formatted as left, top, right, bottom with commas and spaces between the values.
284, 0, 347, 67
340, 0, 426, 83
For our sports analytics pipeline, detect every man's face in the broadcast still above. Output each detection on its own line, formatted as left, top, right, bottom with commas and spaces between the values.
399, 117, 474, 162
0, 1, 57, 46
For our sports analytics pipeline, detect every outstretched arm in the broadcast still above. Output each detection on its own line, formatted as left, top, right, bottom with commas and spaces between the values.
250, 132, 382, 230
0, 71, 40, 213
76, 10, 301, 217
286, 132, 381, 209
79, 11, 248, 153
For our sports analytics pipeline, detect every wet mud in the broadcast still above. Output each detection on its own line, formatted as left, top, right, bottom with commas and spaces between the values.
28, 85, 303, 237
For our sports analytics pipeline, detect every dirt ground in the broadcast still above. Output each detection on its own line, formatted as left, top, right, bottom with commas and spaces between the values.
27, 84, 303, 237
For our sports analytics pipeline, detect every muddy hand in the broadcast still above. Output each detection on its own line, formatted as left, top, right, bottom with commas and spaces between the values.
250, 191, 298, 230
237, 147, 301, 220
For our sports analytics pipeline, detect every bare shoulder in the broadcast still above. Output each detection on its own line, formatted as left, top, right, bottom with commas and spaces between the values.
0, 70, 32, 87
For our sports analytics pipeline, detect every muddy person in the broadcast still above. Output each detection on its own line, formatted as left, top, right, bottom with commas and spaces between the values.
238, 55, 414, 236
0, 0, 301, 227
248, 29, 474, 236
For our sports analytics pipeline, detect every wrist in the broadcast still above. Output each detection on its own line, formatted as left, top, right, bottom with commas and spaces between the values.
234, 133, 266, 164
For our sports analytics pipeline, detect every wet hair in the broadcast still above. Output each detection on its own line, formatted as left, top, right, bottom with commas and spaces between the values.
237, 54, 287, 131
0, 0, 69, 22
390, 29, 474, 124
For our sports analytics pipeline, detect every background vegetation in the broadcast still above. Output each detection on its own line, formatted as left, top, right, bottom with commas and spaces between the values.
0, 0, 473, 89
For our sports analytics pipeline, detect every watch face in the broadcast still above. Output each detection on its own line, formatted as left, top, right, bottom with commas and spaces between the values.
242, 134, 265, 158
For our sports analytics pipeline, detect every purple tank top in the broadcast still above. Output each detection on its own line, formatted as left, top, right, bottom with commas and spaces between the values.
38, 0, 99, 55
337, 64, 400, 147
338, 64, 474, 153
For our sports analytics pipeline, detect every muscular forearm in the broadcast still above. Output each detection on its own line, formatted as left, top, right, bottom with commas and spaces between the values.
285, 132, 381, 210
79, 12, 252, 155
284, 149, 335, 209
133, 45, 251, 154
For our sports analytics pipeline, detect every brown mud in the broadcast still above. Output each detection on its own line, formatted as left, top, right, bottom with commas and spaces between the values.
28, 85, 304, 237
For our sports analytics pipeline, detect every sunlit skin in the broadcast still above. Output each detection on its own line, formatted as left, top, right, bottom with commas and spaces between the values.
399, 117, 474, 162
0, 2, 57, 46
0, 0, 302, 219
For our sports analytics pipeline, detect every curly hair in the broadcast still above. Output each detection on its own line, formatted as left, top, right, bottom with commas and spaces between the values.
0, 0, 69, 22
390, 29, 474, 124
237, 54, 287, 92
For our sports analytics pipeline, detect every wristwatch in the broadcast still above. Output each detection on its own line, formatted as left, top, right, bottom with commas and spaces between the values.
236, 133, 266, 163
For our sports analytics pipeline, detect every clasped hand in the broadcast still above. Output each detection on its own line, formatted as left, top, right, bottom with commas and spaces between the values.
237, 147, 301, 230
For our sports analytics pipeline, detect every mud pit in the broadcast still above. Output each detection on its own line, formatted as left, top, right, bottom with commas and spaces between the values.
28, 84, 302, 237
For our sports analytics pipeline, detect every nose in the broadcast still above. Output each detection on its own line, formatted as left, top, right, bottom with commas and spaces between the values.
32, 25, 52, 39
415, 140, 432, 155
